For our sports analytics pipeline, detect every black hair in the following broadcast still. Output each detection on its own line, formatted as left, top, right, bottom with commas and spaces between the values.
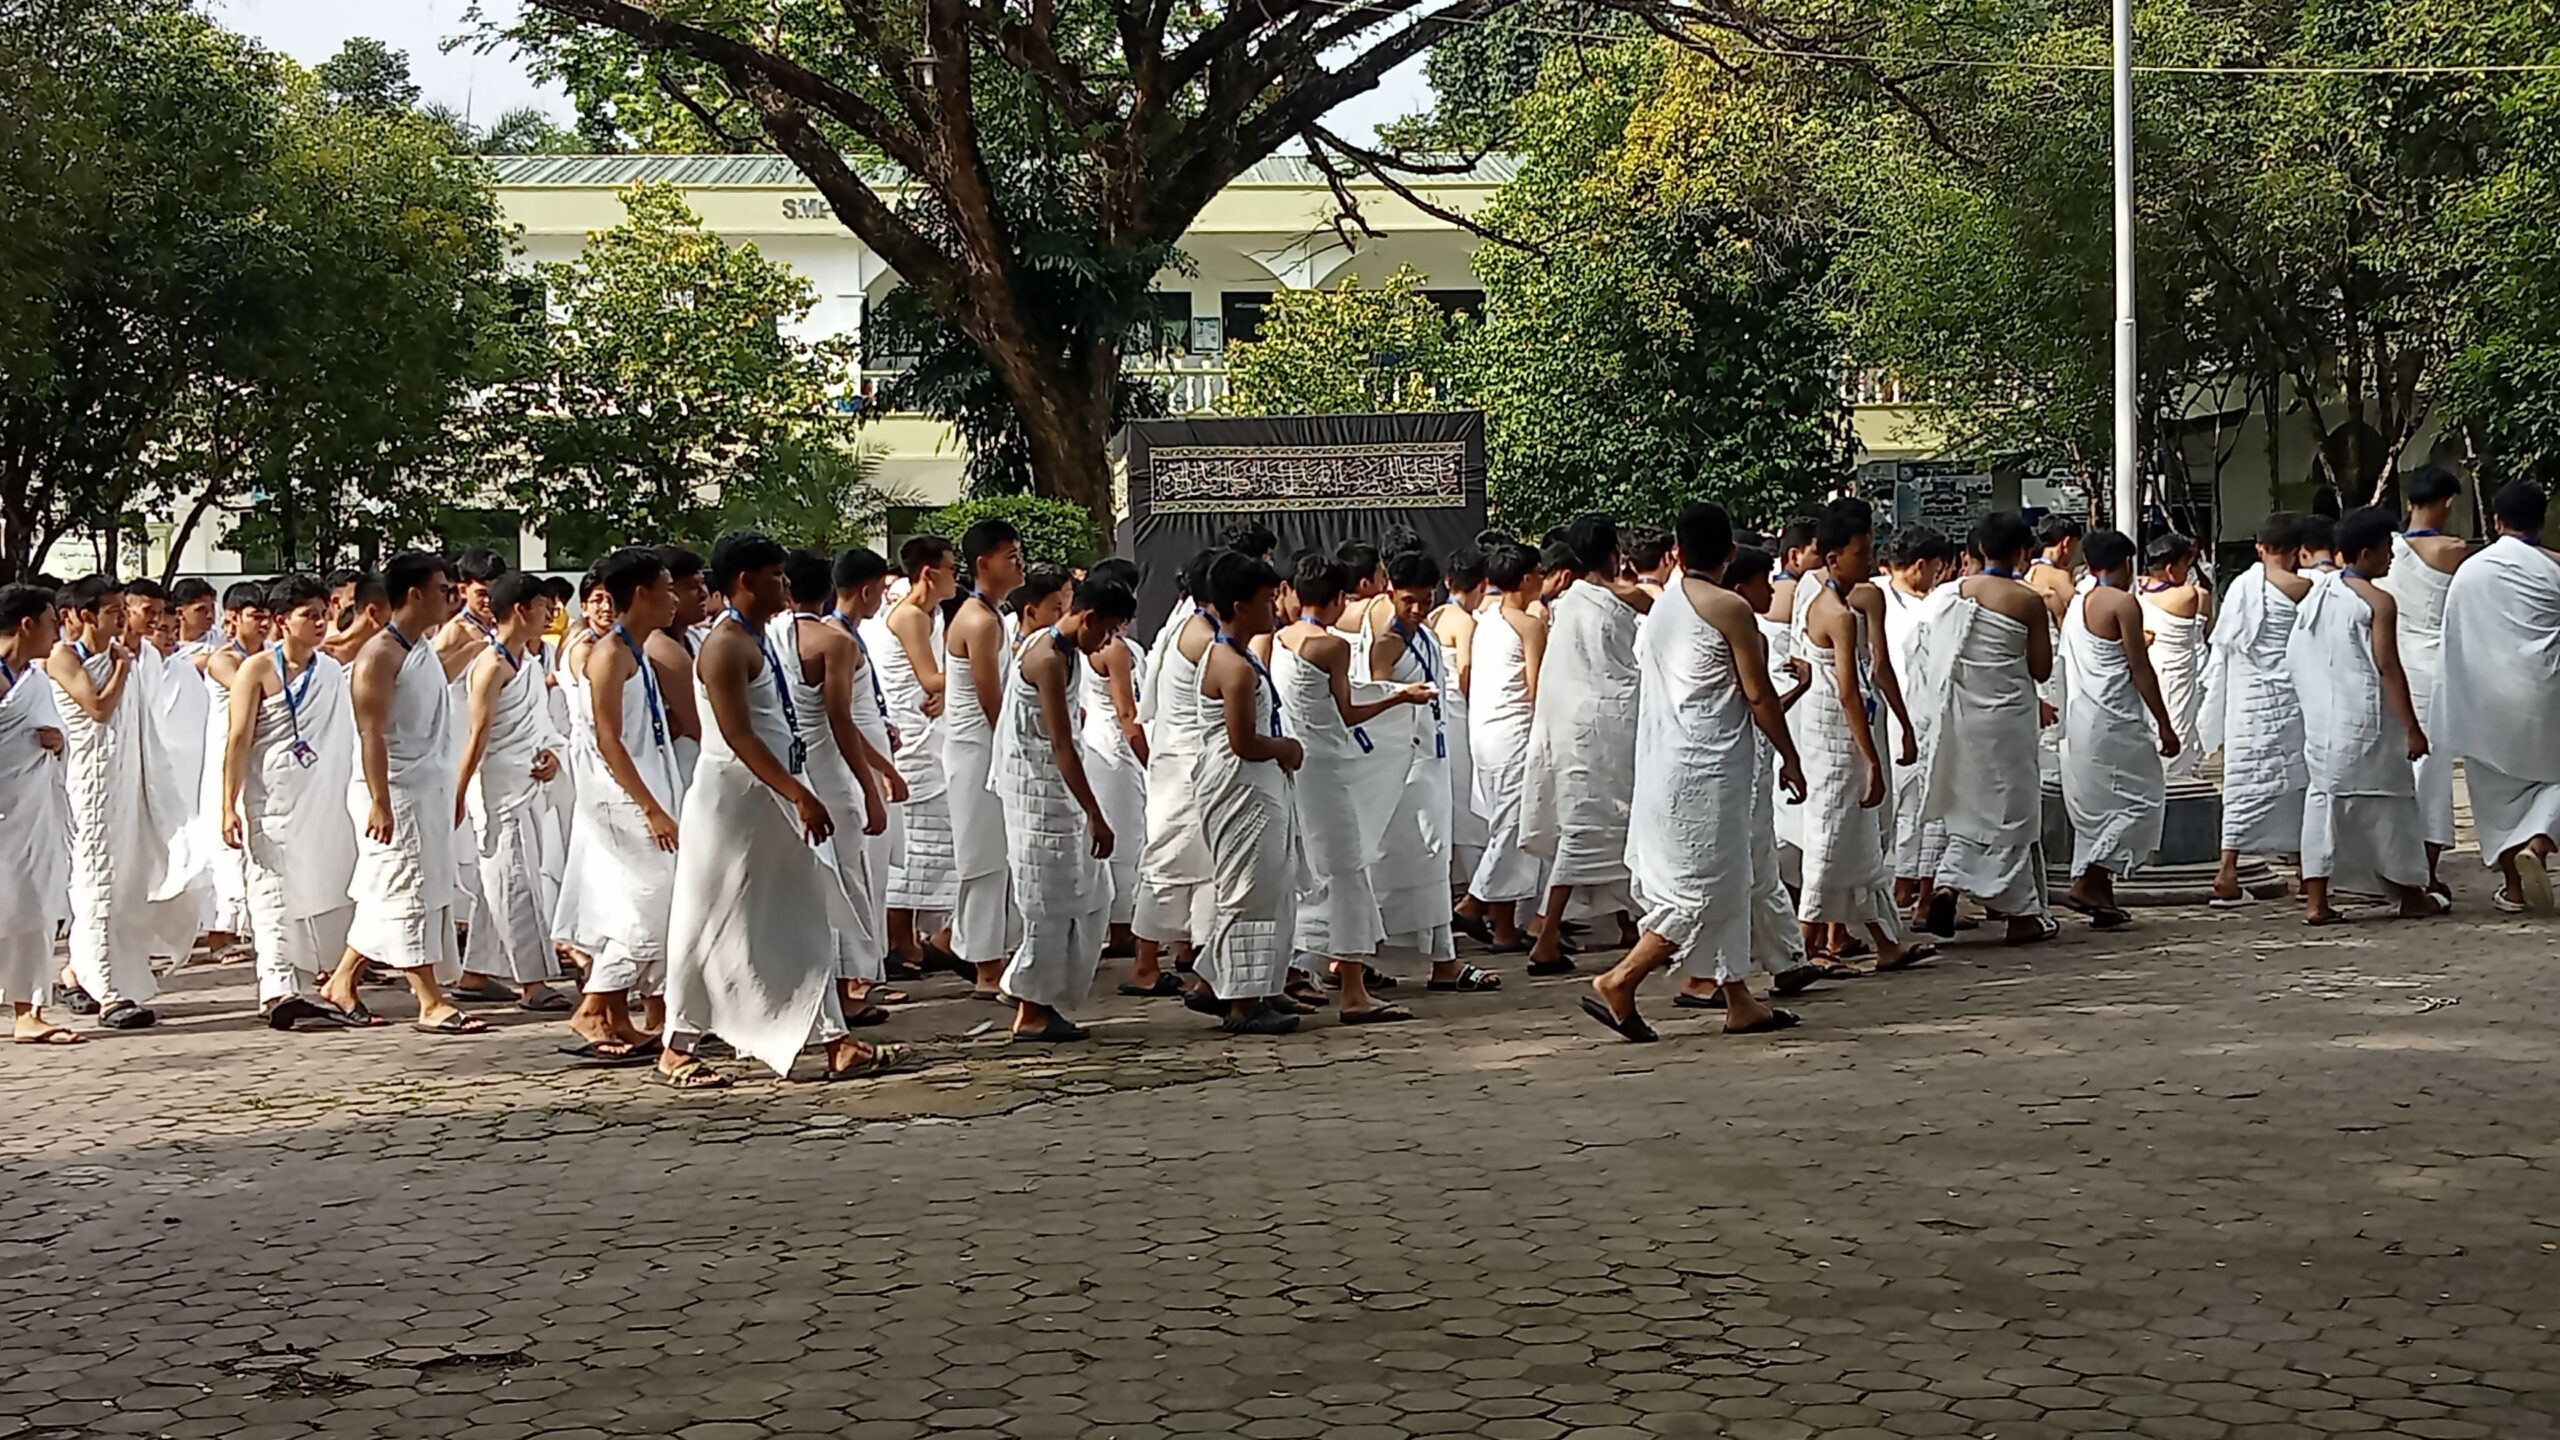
1888, 523, 1954, 569
544, 575, 576, 604
1072, 577, 1140, 624
1778, 516, 1820, 556
265, 574, 329, 614
1539, 540, 1579, 578
345, 574, 387, 613
1564, 514, 1620, 575
833, 546, 891, 592
2257, 512, 2309, 551
1221, 521, 1278, 560
1011, 563, 1073, 613
577, 569, 605, 601
382, 551, 447, 607
1675, 502, 1734, 576
221, 581, 266, 611
782, 548, 835, 606
1443, 545, 1487, 592
1378, 526, 1424, 563
2035, 514, 2086, 548
1334, 540, 1382, 582
1975, 512, 2035, 565
1623, 525, 1674, 572
1474, 527, 1516, 551
123, 577, 167, 603
2143, 532, 2197, 569
2405, 464, 2462, 509
598, 547, 669, 611
655, 545, 705, 582
900, 534, 954, 579
1814, 498, 1872, 559
1205, 552, 1281, 619
1386, 549, 1442, 592
1724, 545, 1775, 592
961, 518, 1022, 564
323, 567, 365, 594
1178, 548, 1220, 603
2492, 479, 2547, 535
1085, 556, 1140, 592
0, 582, 53, 629
1485, 542, 1542, 593
454, 547, 510, 585
491, 570, 549, 617
1291, 551, 1353, 609
2081, 528, 2138, 573
2301, 515, 2337, 554
2335, 506, 2397, 564
63, 574, 123, 612
170, 578, 216, 607
708, 532, 787, 593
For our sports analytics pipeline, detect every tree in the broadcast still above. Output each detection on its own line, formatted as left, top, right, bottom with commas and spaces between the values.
495, 0, 1610, 530
928, 495, 1104, 568
316, 35, 422, 115
1219, 268, 1473, 416
474, 181, 856, 549
717, 432, 906, 553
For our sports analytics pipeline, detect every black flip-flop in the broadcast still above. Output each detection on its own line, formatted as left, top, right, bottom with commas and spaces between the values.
845, 1005, 891, 1028
883, 956, 925, 983
559, 1039, 660, 1068
1364, 966, 1400, 991
2086, 907, 2132, 931
1338, 1004, 1415, 1025
1117, 973, 1184, 997
415, 1012, 490, 1036
1427, 965, 1502, 993
2006, 916, 2063, 945
516, 989, 573, 1013
1578, 994, 1657, 1044
59, 985, 99, 1016
1875, 943, 1938, 972
449, 984, 519, 1006
1009, 1018, 1089, 1043
99, 1001, 158, 1031
331, 1001, 389, 1027
922, 943, 972, 978
1452, 913, 1494, 944
1771, 965, 1823, 996
1726, 1008, 1802, 1036
1526, 958, 1579, 978
1485, 938, 1532, 956
1673, 990, 1727, 1010
265, 996, 341, 1032
1924, 892, 1958, 938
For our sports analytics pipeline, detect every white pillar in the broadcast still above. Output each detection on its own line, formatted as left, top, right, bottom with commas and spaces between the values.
2111, 0, 2141, 540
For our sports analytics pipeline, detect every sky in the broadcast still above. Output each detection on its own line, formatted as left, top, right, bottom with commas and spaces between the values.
213, 0, 1434, 143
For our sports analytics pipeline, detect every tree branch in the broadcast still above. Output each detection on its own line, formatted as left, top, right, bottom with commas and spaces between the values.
1305, 124, 1544, 256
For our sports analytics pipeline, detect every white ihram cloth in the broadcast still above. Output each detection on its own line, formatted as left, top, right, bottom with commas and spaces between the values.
1795, 602, 1900, 935
1466, 609, 1542, 904
1272, 634, 1389, 960
464, 649, 566, 986
1431, 607, 1486, 883
1519, 581, 1638, 907
868, 607, 956, 916
1882, 582, 1955, 880
1771, 578, 1818, 860
2439, 536, 2560, 863
662, 631, 859, 1076
1923, 599, 2048, 916
179, 647, 250, 936
1192, 643, 1301, 1001
1136, 620, 1215, 944
346, 638, 461, 979
1080, 633, 1148, 929
2376, 535, 2457, 847
1625, 587, 1756, 982
944, 612, 1020, 963
1759, 614, 1806, 890
2286, 571, 2428, 894
1744, 620, 1808, 973
996, 629, 1111, 1012
2029, 559, 2070, 783
2060, 592, 2163, 879
61, 646, 200, 1006
838, 613, 901, 958
2197, 565, 2307, 854
554, 632, 685, 993
0, 666, 69, 1004
771, 613, 883, 983
2138, 590, 2207, 779
1374, 626, 1456, 961
237, 652, 358, 1003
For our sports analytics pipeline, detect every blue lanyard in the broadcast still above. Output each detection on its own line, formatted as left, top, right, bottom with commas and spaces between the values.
271, 644, 318, 717
830, 612, 890, 720
493, 639, 521, 672
71, 639, 94, 663
612, 624, 667, 751
1395, 621, 1446, 758
725, 609, 799, 731
1984, 565, 2018, 578
2405, 528, 2442, 538
1222, 636, 1282, 738
463, 609, 497, 642
0, 657, 16, 687
2341, 566, 2370, 580
384, 624, 414, 652
1299, 616, 1373, 753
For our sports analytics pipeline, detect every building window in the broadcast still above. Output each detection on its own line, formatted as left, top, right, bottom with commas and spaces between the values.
1139, 293, 1192, 358
1423, 289, 1485, 321
1220, 291, 1272, 347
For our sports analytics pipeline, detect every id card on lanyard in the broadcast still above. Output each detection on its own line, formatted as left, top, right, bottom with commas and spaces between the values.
732, 611, 806, 774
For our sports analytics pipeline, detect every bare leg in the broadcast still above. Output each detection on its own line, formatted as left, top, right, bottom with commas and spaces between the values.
320, 948, 368, 1015
1589, 932, 1677, 1018
887, 908, 918, 970
1487, 899, 1521, 947
2212, 848, 2243, 901
973, 961, 1005, 999
1526, 884, 1575, 967
1128, 937, 1163, 988
406, 967, 478, 1031
2302, 876, 2338, 924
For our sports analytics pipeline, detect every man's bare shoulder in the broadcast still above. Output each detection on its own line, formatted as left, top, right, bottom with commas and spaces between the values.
1684, 578, 1748, 626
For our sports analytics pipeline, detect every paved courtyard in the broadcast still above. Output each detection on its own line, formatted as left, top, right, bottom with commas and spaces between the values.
3, 871, 2556, 1440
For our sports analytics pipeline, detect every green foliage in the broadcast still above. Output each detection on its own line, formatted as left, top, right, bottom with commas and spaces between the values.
717, 432, 906, 554
1219, 268, 1473, 416
1385, 3, 1639, 150
474, 181, 858, 550
315, 35, 419, 115
927, 495, 1104, 569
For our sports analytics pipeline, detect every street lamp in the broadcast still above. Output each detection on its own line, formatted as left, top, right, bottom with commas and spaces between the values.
2111, 0, 2140, 540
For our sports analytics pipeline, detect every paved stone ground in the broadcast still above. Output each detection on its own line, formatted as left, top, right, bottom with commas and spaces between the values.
3, 867, 2556, 1440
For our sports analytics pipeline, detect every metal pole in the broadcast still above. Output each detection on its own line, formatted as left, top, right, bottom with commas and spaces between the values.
2110, 0, 2140, 539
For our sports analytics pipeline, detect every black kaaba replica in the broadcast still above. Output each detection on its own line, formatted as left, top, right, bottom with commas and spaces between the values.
1114, 412, 1489, 643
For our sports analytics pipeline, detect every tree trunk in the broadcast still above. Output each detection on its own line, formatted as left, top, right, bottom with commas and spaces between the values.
161, 483, 223, 585
1017, 389, 1118, 538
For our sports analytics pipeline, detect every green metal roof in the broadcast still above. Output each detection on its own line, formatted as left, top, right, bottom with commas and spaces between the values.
484, 152, 1517, 188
